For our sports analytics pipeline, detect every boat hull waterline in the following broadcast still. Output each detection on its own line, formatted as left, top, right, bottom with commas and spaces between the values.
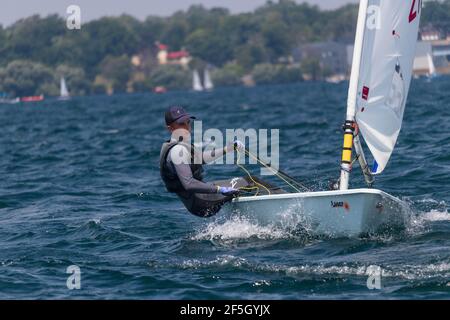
223, 189, 409, 237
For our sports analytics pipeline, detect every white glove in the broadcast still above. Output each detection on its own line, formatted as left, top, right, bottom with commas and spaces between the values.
233, 140, 245, 152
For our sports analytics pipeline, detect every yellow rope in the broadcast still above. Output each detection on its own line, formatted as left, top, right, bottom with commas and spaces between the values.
242, 149, 303, 193
236, 149, 271, 196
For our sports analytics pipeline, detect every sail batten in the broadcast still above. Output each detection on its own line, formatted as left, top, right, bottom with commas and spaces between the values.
355, 0, 422, 175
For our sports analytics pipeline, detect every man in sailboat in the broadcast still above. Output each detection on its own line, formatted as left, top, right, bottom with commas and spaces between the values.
159, 106, 246, 217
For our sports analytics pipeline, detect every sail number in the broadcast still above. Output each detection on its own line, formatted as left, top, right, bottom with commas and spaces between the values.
409, 0, 422, 23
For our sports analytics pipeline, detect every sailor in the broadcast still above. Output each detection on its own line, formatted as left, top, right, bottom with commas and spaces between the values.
160, 106, 245, 217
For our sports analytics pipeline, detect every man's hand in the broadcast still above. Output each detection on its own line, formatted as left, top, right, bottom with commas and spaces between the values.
233, 140, 245, 152
218, 187, 240, 197
224, 140, 245, 154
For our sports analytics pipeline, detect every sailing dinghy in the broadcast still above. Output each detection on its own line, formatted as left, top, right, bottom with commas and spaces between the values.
193, 70, 204, 92
224, 0, 422, 237
204, 69, 214, 91
59, 77, 70, 100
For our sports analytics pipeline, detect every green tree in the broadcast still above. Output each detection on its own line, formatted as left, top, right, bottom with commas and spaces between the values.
79, 16, 141, 77
234, 40, 268, 71
211, 63, 245, 86
186, 28, 233, 66
0, 60, 56, 96
0, 26, 6, 56
56, 65, 91, 96
147, 65, 190, 90
2, 15, 67, 66
252, 63, 302, 85
422, 0, 450, 34
98, 55, 132, 93
300, 57, 326, 81
142, 16, 166, 47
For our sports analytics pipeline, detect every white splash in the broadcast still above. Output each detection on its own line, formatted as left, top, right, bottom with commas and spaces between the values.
252, 280, 271, 287
91, 218, 101, 225
420, 210, 450, 222
192, 216, 286, 241
181, 255, 248, 269
257, 262, 450, 281
405, 207, 449, 236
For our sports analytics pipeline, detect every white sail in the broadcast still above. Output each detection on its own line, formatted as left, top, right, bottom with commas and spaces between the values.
204, 69, 214, 90
193, 70, 204, 92
427, 53, 436, 76
355, 0, 422, 174
60, 77, 70, 99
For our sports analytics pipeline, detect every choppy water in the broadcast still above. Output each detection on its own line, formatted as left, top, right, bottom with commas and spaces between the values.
0, 79, 449, 299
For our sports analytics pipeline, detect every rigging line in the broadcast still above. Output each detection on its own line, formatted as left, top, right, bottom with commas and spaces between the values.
245, 150, 310, 192
243, 148, 304, 186
352, 153, 360, 166
243, 149, 305, 193
241, 148, 308, 193
236, 150, 270, 196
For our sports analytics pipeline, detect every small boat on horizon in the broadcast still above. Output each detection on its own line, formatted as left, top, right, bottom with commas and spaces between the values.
58, 77, 70, 100
0, 93, 20, 104
154, 86, 167, 94
193, 70, 204, 92
20, 95, 44, 102
204, 69, 214, 91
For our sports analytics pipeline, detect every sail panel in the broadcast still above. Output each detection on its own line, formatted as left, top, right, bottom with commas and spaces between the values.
355, 0, 421, 174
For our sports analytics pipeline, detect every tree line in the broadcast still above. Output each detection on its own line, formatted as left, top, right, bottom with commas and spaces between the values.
0, 0, 448, 96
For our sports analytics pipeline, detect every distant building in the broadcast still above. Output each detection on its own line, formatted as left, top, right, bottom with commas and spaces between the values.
413, 25, 450, 76
292, 41, 351, 78
421, 30, 441, 42
131, 55, 142, 67
430, 39, 450, 74
130, 48, 158, 70
156, 42, 191, 68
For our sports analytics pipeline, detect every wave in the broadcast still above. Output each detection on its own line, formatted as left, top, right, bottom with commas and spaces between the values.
179, 255, 450, 282
420, 210, 450, 222
192, 216, 288, 242
192, 203, 449, 243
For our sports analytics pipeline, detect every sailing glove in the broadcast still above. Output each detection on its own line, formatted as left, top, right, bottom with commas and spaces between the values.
218, 187, 240, 196
233, 140, 245, 152
224, 140, 245, 153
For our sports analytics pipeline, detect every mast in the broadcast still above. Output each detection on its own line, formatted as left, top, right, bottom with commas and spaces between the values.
339, 0, 369, 190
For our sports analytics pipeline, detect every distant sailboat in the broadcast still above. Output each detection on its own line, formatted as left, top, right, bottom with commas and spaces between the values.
59, 77, 70, 100
426, 53, 437, 79
204, 69, 214, 91
193, 70, 204, 92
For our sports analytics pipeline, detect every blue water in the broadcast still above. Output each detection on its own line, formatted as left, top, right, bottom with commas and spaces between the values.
0, 79, 449, 299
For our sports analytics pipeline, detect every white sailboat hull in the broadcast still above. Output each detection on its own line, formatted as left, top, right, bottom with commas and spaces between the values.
223, 189, 409, 237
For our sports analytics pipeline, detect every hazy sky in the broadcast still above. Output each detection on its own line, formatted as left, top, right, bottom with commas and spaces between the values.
1, 0, 358, 26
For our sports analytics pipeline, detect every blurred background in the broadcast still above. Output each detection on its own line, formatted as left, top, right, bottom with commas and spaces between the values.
0, 0, 449, 99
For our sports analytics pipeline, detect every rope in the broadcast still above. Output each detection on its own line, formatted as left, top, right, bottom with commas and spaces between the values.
243, 148, 307, 193
234, 146, 309, 194
236, 149, 271, 196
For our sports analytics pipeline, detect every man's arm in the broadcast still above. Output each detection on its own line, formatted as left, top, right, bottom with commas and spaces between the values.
170, 146, 218, 194
202, 141, 244, 164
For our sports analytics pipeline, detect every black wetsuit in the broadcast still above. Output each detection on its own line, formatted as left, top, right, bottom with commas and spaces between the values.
160, 140, 244, 217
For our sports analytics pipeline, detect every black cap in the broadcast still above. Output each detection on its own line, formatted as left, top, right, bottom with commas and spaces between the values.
165, 106, 196, 126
